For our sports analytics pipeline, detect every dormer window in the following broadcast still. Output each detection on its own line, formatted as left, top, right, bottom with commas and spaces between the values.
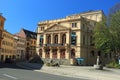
72, 23, 77, 28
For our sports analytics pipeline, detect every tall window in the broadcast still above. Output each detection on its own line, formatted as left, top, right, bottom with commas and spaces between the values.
98, 51, 101, 56
39, 49, 42, 57
45, 49, 50, 58
83, 35, 85, 45
40, 35, 43, 46
54, 35, 58, 44
90, 51, 95, 57
62, 34, 66, 44
71, 49, 75, 58
52, 49, 57, 59
71, 32, 76, 45
47, 35, 51, 44
60, 49, 65, 59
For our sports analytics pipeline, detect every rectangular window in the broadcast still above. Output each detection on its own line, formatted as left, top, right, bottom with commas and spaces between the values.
41, 27, 44, 31
72, 23, 77, 28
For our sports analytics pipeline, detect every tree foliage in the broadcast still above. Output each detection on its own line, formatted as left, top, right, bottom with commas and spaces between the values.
93, 3, 120, 61
93, 17, 112, 54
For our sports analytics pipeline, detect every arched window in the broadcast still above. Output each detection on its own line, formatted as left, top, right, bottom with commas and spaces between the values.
98, 51, 101, 56
39, 49, 42, 57
47, 35, 51, 44
71, 49, 75, 58
45, 49, 50, 58
54, 35, 58, 44
52, 49, 57, 59
60, 49, 65, 59
62, 34, 66, 44
90, 51, 95, 57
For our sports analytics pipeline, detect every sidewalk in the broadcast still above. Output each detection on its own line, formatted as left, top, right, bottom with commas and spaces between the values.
17, 62, 120, 80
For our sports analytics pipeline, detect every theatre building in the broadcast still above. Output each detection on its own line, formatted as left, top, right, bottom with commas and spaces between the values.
36, 10, 110, 65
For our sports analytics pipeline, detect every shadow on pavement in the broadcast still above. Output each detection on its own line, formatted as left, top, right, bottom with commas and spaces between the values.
0, 57, 44, 71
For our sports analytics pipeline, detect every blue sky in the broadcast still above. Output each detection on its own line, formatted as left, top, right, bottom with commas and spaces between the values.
0, 0, 120, 34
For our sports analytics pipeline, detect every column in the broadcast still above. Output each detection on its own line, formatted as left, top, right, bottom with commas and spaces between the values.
57, 48, 60, 59
58, 33, 61, 44
36, 34, 40, 47
43, 34, 46, 45
50, 49, 53, 59
65, 48, 69, 59
51, 33, 53, 44
66, 32, 70, 44
42, 48, 46, 58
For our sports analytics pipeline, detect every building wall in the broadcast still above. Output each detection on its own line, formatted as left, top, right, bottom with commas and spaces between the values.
1, 30, 16, 61
0, 15, 5, 54
14, 35, 26, 60
28, 38, 36, 57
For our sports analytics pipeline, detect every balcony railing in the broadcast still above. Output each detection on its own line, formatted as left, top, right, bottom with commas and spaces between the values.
44, 43, 68, 47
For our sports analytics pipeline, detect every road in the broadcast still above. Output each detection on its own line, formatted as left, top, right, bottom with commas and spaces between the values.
0, 63, 88, 80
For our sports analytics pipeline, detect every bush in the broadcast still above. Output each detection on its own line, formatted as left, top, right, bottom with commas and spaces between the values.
46, 63, 51, 66
45, 60, 60, 67
106, 61, 120, 69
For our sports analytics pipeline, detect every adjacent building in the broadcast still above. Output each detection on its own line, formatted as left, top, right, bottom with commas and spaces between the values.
0, 14, 5, 60
17, 28, 37, 60
36, 10, 110, 65
14, 34, 26, 60
1, 30, 16, 61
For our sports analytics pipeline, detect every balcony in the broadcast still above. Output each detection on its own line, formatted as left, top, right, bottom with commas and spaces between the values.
44, 43, 69, 47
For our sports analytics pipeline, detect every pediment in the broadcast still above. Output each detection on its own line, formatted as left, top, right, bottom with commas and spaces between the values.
44, 24, 70, 32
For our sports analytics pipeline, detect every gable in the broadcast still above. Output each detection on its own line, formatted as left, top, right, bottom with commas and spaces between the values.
44, 24, 70, 32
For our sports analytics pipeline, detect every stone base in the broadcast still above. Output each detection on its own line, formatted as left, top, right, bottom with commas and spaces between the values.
94, 64, 103, 70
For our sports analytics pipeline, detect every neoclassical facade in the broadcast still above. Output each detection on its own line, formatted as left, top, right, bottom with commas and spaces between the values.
36, 10, 109, 65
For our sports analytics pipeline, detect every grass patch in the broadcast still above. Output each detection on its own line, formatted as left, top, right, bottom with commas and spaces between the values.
106, 61, 120, 69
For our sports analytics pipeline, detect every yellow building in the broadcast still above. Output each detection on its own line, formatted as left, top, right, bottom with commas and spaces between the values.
0, 14, 5, 56
1, 30, 16, 61
36, 10, 110, 65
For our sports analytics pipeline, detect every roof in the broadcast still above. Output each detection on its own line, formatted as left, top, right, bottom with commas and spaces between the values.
23, 29, 37, 39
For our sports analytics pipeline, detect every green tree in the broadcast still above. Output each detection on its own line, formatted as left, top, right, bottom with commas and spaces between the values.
93, 17, 111, 54
109, 11, 120, 61
93, 6, 120, 63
